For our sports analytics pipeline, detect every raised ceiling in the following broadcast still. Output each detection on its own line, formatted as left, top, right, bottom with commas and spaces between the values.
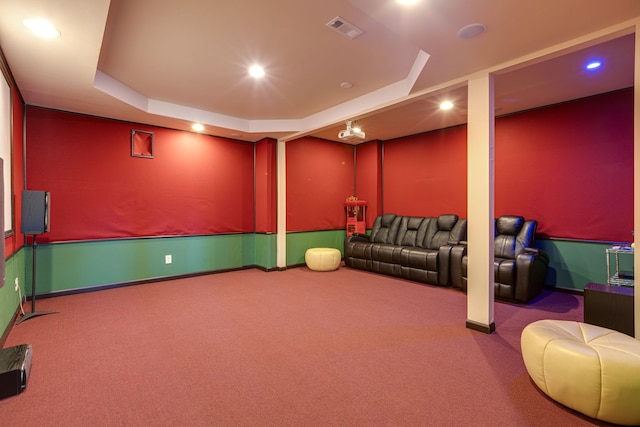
0, 0, 638, 143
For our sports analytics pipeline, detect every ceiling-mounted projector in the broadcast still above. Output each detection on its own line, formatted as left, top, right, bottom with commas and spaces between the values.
338, 120, 365, 142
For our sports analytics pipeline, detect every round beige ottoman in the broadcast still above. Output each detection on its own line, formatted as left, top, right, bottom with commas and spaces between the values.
305, 248, 341, 271
521, 319, 640, 425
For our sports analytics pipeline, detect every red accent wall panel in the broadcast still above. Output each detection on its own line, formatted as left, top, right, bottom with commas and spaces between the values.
383, 126, 467, 218
5, 90, 24, 256
355, 141, 382, 227
286, 137, 354, 231
26, 108, 255, 242
495, 89, 633, 242
255, 138, 277, 233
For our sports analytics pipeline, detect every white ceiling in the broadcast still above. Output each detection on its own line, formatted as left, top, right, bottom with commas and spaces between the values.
0, 0, 638, 144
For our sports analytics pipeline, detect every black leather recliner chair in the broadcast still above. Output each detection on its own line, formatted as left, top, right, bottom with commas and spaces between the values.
450, 215, 549, 303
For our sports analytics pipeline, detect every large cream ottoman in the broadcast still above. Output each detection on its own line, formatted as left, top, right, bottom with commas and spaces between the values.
305, 248, 341, 271
521, 319, 640, 425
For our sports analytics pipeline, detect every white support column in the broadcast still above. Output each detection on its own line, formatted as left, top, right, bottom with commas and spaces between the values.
276, 139, 287, 269
466, 74, 495, 333
634, 27, 639, 339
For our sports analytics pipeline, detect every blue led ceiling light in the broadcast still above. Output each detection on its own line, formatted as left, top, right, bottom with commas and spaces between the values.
585, 60, 602, 70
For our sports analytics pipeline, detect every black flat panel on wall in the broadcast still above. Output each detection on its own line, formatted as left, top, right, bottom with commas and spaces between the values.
21, 190, 50, 235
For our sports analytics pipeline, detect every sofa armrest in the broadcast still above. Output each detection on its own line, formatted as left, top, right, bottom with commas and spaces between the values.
346, 233, 370, 244
352, 232, 370, 240
344, 233, 373, 268
514, 250, 550, 303
449, 244, 467, 289
437, 245, 454, 286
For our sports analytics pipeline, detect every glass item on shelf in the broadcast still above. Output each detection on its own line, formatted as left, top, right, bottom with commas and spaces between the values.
606, 246, 634, 286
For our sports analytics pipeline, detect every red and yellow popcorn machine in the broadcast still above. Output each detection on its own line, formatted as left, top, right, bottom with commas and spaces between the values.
345, 197, 367, 236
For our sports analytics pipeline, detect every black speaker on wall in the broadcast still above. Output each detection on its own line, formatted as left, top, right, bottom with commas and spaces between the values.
18, 189, 57, 324
21, 190, 50, 235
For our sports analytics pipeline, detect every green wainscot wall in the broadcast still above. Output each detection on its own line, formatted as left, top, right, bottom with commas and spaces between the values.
25, 233, 276, 296
0, 249, 28, 339
2, 232, 627, 337
286, 230, 346, 266
536, 239, 626, 291
254, 233, 278, 270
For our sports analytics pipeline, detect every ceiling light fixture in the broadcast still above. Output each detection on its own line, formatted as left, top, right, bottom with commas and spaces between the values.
248, 65, 265, 78
397, 0, 419, 5
192, 123, 204, 132
440, 101, 454, 110
23, 18, 60, 39
340, 81, 353, 89
457, 23, 486, 40
585, 60, 602, 70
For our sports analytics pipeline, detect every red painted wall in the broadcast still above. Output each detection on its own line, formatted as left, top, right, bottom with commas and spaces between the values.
377, 88, 632, 242
495, 89, 633, 241
383, 125, 468, 218
25, 107, 255, 242
286, 137, 354, 231
355, 141, 382, 227
21, 88, 633, 243
255, 138, 277, 233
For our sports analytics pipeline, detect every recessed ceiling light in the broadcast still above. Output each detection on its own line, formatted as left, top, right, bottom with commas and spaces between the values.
340, 81, 353, 89
457, 23, 486, 40
440, 101, 454, 110
249, 65, 265, 78
397, 0, 419, 5
23, 18, 60, 39
585, 60, 602, 70
192, 123, 204, 132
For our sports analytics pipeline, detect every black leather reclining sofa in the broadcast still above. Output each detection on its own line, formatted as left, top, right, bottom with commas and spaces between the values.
344, 213, 467, 287
344, 213, 549, 304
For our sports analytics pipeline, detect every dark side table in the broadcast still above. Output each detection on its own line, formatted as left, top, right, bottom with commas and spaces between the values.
584, 283, 634, 337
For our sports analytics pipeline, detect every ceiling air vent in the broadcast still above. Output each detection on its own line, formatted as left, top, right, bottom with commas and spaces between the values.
325, 16, 364, 40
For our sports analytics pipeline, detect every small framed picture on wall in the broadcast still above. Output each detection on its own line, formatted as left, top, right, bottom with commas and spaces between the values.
131, 129, 154, 159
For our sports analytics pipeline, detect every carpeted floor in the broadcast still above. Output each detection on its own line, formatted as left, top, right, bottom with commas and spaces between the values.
0, 267, 612, 426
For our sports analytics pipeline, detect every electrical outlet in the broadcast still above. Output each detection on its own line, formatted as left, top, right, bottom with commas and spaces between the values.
14, 277, 19, 292
165, 254, 172, 264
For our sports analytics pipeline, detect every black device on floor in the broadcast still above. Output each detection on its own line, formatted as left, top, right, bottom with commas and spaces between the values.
0, 344, 32, 399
